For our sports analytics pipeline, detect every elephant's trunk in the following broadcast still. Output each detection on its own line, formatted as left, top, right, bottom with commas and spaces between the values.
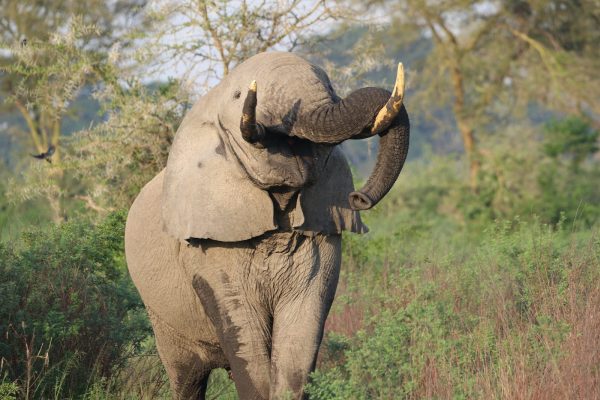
290, 63, 406, 144
302, 63, 409, 210
240, 63, 410, 210
348, 107, 409, 210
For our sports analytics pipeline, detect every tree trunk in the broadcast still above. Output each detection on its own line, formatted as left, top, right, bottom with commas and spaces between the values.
450, 64, 479, 191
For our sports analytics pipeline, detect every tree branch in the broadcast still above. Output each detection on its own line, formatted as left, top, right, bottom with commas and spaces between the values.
197, 0, 230, 75
14, 99, 44, 153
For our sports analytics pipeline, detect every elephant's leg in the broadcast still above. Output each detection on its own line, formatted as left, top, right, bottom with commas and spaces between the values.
269, 297, 336, 399
150, 311, 213, 400
190, 265, 272, 400
269, 314, 315, 398
269, 234, 342, 399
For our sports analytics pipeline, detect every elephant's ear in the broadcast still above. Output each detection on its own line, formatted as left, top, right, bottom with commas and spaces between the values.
292, 147, 368, 235
162, 118, 276, 242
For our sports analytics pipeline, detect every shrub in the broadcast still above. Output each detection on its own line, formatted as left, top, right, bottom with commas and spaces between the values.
0, 212, 150, 398
310, 218, 600, 399
524, 118, 599, 226
309, 300, 460, 399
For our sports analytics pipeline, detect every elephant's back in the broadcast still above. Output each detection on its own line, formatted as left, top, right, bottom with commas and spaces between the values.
125, 171, 221, 350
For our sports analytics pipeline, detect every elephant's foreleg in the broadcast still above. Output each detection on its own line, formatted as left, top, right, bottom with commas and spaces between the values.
269, 309, 325, 398
191, 272, 271, 400
269, 234, 341, 399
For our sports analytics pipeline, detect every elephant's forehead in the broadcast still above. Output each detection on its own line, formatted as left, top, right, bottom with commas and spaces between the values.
225, 52, 335, 118
231, 52, 319, 79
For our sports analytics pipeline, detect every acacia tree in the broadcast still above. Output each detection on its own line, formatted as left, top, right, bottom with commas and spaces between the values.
2, 34, 188, 222
0, 1, 150, 222
1, 22, 114, 222
141, 0, 351, 91
1, 24, 104, 163
367, 0, 600, 189
0, 0, 146, 161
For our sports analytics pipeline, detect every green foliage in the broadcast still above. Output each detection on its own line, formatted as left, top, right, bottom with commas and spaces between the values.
0, 9, 184, 229
543, 117, 599, 166
535, 162, 600, 226
0, 0, 146, 148
315, 301, 457, 399
0, 212, 150, 398
383, 117, 600, 228
1, 42, 188, 230
533, 117, 600, 225
205, 369, 238, 400
0, 380, 19, 400
309, 213, 600, 399
0, 170, 52, 241
66, 78, 188, 211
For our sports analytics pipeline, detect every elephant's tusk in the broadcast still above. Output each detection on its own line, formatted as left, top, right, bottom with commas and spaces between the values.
371, 63, 405, 135
240, 80, 266, 145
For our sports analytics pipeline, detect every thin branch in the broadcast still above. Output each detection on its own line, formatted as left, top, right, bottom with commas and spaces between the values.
432, 13, 459, 48
197, 0, 230, 75
75, 195, 113, 213
509, 28, 566, 94
51, 117, 61, 163
510, 29, 558, 74
14, 99, 44, 153
463, 15, 500, 52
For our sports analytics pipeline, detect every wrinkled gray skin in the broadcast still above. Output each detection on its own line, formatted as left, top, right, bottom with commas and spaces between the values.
125, 52, 409, 399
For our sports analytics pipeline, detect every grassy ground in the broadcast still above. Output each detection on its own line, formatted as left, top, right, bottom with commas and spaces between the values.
309, 188, 600, 399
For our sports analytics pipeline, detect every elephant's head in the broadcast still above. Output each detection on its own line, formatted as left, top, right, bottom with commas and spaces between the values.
162, 52, 409, 242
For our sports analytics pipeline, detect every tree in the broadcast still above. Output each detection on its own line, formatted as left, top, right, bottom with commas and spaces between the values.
364, 0, 600, 189
0, 1, 149, 223
0, 0, 146, 161
141, 0, 351, 90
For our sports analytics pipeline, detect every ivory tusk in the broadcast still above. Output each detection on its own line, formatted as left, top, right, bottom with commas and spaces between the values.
371, 62, 405, 134
240, 80, 265, 145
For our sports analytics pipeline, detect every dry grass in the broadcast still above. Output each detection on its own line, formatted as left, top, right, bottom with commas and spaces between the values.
314, 223, 600, 399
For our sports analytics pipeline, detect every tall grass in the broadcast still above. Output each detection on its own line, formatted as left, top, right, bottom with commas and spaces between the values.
309, 182, 600, 399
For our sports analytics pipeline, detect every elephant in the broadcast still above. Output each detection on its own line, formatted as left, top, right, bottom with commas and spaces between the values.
125, 52, 410, 399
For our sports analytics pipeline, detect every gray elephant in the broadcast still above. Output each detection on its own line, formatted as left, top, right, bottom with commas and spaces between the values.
125, 52, 409, 399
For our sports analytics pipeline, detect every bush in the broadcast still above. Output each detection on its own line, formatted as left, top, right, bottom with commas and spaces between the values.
309, 300, 460, 399
382, 117, 600, 228
534, 117, 600, 226
0, 212, 150, 398
310, 217, 600, 399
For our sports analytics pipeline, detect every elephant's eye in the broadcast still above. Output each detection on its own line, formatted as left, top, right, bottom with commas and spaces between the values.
233, 90, 241, 100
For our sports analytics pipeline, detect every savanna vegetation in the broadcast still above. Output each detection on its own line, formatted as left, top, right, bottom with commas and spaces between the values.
0, 0, 598, 398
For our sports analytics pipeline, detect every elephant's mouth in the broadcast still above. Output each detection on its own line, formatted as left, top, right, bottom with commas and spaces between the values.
222, 117, 319, 190
284, 136, 317, 185
258, 133, 318, 187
